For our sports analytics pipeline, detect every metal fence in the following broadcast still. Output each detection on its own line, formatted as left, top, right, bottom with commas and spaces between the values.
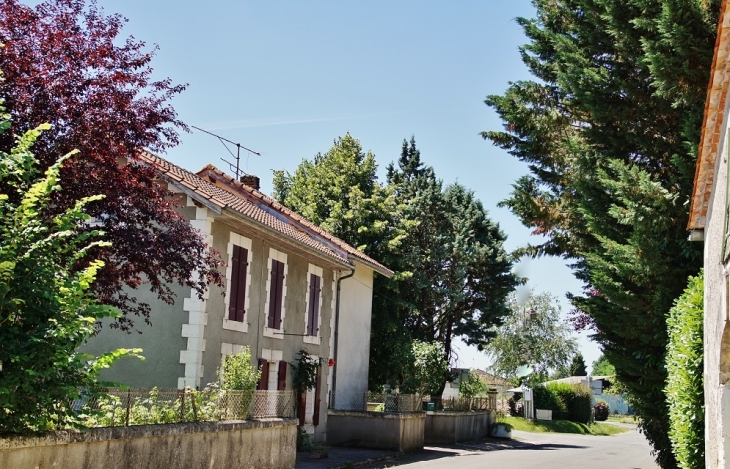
73, 388, 295, 427
329, 392, 422, 412
422, 396, 495, 412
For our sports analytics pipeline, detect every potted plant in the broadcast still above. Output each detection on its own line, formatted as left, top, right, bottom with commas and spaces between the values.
489, 409, 512, 438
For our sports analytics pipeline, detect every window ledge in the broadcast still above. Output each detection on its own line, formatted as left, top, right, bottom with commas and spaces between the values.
303, 335, 321, 345
263, 327, 284, 339
223, 318, 248, 333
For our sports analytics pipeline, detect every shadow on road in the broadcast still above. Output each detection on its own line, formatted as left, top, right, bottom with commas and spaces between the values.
354, 438, 589, 468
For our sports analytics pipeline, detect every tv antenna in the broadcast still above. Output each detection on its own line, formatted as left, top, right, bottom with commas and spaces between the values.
191, 125, 261, 180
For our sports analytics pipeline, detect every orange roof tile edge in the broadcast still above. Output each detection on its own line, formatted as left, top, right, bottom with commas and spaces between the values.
136, 151, 393, 277
689, 0, 730, 230
195, 164, 393, 277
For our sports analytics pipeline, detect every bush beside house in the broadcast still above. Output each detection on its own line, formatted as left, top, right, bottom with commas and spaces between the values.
665, 271, 704, 469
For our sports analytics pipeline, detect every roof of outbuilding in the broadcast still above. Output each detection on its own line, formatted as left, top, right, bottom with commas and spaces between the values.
136, 150, 393, 277
689, 0, 730, 230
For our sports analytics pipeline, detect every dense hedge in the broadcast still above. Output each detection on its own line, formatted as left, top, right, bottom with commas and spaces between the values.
543, 383, 592, 424
533, 385, 567, 419
665, 271, 704, 469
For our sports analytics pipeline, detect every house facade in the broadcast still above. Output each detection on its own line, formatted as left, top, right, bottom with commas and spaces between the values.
84, 152, 392, 441
688, 1, 730, 466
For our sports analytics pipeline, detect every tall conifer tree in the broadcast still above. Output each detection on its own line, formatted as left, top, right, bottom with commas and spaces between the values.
483, 1, 718, 466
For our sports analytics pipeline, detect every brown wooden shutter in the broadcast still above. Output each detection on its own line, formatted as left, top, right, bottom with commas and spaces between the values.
235, 247, 248, 322
267, 260, 278, 328
273, 260, 284, 329
228, 245, 249, 322
257, 358, 269, 390
277, 360, 287, 390
311, 274, 320, 335
313, 365, 322, 426
228, 246, 241, 321
297, 393, 306, 425
307, 274, 316, 335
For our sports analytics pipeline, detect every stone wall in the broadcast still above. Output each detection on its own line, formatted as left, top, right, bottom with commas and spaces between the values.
326, 411, 424, 452
0, 418, 297, 469
424, 411, 493, 445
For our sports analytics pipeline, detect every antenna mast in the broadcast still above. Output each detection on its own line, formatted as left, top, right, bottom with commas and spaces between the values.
191, 125, 261, 180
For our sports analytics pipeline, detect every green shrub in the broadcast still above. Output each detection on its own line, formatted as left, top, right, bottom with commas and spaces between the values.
594, 399, 609, 421
533, 385, 566, 419
220, 346, 260, 418
665, 271, 704, 469
0, 117, 138, 433
545, 382, 592, 424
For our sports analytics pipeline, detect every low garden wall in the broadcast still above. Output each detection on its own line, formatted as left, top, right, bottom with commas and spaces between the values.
424, 410, 493, 445
327, 410, 425, 452
0, 418, 297, 469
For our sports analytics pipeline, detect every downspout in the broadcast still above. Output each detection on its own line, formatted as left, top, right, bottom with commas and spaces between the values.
331, 265, 355, 409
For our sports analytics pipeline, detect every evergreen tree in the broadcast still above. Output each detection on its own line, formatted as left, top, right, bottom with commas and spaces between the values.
569, 353, 587, 377
483, 1, 718, 466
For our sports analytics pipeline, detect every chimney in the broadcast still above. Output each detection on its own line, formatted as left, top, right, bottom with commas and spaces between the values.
240, 174, 260, 191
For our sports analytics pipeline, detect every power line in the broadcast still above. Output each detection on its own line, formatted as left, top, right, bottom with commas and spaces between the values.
191, 125, 261, 180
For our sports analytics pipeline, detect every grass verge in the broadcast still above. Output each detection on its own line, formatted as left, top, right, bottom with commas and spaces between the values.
606, 414, 637, 424
502, 417, 629, 436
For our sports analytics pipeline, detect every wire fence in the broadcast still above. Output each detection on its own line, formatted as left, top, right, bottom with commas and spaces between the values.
74, 387, 295, 428
422, 396, 496, 412
329, 392, 498, 413
329, 392, 422, 412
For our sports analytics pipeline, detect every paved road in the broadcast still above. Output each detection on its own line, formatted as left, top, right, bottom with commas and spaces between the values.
355, 425, 659, 469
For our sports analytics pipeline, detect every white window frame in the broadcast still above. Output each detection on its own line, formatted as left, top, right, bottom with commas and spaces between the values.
303, 264, 324, 345
263, 248, 288, 339
223, 232, 253, 333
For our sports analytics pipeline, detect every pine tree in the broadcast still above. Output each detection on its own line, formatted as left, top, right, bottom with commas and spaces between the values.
569, 353, 587, 377
483, 1, 718, 466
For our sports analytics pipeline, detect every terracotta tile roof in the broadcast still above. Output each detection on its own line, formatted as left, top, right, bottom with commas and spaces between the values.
689, 0, 730, 230
136, 151, 393, 277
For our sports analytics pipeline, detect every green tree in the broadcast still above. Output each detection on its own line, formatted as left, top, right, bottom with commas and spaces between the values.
401, 340, 449, 397
592, 354, 616, 376
272, 134, 407, 390
0, 117, 137, 433
272, 133, 395, 253
482, 1, 717, 466
569, 353, 587, 377
665, 272, 704, 469
384, 138, 518, 395
484, 290, 577, 379
459, 370, 488, 398
274, 136, 517, 395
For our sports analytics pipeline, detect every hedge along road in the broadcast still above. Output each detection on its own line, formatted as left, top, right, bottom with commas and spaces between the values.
354, 425, 659, 469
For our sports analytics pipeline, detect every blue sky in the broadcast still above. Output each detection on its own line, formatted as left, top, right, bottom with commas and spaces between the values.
100, 0, 601, 372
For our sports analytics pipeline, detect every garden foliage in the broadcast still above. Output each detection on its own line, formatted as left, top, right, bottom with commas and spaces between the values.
0, 115, 137, 433
543, 383, 592, 424
665, 272, 704, 469
594, 400, 609, 421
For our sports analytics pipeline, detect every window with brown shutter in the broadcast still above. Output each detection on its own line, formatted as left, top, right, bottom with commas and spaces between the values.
228, 245, 248, 322
312, 365, 322, 426
257, 358, 269, 390
277, 361, 287, 390
268, 259, 285, 329
307, 273, 321, 336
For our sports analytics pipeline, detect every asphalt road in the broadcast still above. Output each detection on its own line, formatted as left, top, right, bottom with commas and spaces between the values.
356, 425, 659, 469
